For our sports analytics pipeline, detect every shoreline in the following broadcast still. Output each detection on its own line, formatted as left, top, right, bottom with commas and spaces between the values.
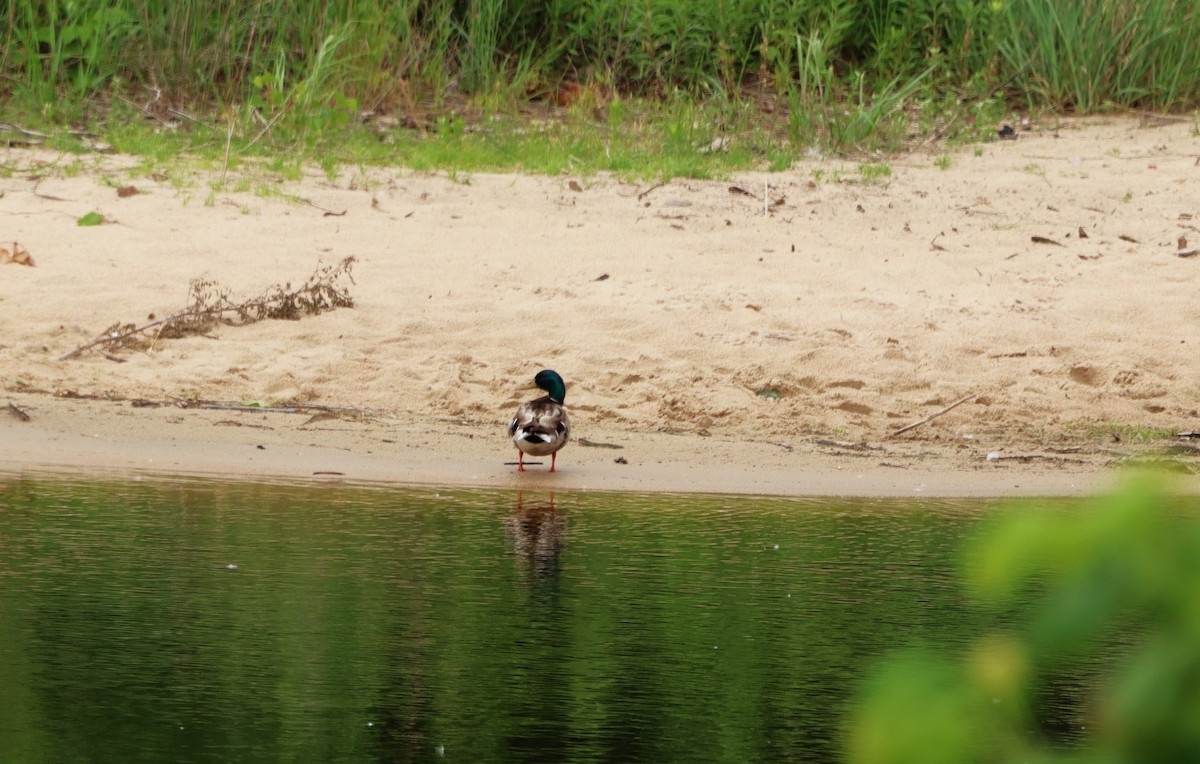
2, 392, 1178, 498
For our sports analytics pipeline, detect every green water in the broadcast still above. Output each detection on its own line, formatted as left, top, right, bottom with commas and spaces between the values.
0, 476, 1079, 762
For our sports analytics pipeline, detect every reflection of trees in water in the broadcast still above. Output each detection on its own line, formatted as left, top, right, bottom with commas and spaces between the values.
506, 491, 565, 581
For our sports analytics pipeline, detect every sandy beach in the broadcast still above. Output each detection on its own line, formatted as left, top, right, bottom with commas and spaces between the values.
3, 116, 1199, 496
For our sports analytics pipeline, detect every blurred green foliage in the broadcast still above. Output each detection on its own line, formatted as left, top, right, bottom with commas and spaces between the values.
847, 474, 1200, 763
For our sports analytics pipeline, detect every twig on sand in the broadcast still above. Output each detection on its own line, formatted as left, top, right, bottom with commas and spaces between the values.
887, 392, 980, 438
57, 310, 197, 360
158, 398, 386, 422
58, 257, 356, 361
813, 438, 882, 451
187, 399, 384, 417
300, 197, 347, 216
577, 437, 624, 449
637, 182, 665, 200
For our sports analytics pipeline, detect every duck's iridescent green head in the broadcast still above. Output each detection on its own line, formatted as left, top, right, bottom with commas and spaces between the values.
534, 369, 567, 404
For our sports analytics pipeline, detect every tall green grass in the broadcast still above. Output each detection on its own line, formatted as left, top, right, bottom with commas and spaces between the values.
4, 0, 1200, 162
997, 0, 1200, 112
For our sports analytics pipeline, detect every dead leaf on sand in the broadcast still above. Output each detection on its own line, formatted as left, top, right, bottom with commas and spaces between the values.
0, 242, 35, 266
1031, 235, 1063, 246
300, 412, 340, 426
116, 185, 139, 198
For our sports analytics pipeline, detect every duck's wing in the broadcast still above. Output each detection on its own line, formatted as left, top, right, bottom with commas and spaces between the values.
510, 397, 570, 444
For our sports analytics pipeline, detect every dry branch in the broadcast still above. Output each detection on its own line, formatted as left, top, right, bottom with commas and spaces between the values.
59, 257, 356, 361
887, 392, 980, 438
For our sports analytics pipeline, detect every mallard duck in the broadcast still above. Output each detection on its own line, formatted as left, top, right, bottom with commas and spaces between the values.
508, 369, 570, 472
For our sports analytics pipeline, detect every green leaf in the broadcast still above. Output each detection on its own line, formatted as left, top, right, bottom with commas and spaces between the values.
77, 211, 104, 226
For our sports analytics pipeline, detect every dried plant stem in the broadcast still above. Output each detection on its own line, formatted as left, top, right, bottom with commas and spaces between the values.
60, 256, 356, 361
220, 117, 235, 184
57, 306, 225, 361
888, 392, 979, 438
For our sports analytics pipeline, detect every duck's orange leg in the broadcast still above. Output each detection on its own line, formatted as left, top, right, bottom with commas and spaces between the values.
550, 452, 557, 473
517, 451, 526, 472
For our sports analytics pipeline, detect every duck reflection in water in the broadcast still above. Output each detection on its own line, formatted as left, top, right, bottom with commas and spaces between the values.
506, 491, 565, 581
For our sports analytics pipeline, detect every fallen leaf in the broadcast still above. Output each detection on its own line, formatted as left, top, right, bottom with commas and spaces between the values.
1078, 227, 1089, 239
728, 185, 754, 197
301, 412, 339, 426
1179, 235, 1188, 249
116, 185, 139, 198
0, 242, 35, 266
554, 81, 581, 107
568, 180, 583, 192
745, 304, 762, 312
1119, 234, 1139, 243
77, 211, 105, 226
1031, 235, 1063, 246
593, 273, 610, 281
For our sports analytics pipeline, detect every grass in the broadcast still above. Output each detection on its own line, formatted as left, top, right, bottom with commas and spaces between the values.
5, 1, 1200, 177
996, 0, 1200, 113
859, 163, 892, 183
1085, 422, 1178, 443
